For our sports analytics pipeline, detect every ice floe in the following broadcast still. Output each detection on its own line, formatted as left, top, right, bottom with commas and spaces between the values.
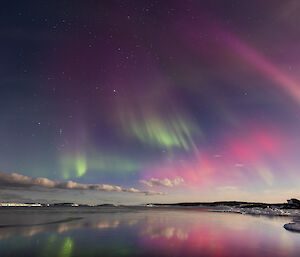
284, 222, 300, 232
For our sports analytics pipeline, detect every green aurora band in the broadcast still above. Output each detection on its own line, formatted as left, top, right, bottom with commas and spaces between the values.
60, 153, 142, 179
124, 113, 201, 151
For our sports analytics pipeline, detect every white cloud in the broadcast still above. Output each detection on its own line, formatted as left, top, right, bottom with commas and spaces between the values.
140, 177, 184, 188
0, 172, 163, 196
216, 186, 239, 191
235, 163, 244, 167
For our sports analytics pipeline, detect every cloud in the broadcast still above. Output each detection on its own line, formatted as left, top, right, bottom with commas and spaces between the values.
140, 177, 184, 188
0, 172, 163, 196
235, 163, 244, 167
216, 186, 239, 191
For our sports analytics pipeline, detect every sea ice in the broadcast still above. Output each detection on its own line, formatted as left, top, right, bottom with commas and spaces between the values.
284, 222, 300, 232
223, 207, 300, 217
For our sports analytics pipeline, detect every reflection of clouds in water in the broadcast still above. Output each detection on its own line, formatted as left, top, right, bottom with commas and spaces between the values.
139, 211, 299, 257
57, 219, 126, 233
0, 226, 45, 240
142, 225, 188, 240
0, 218, 139, 240
0, 211, 187, 241
1, 208, 299, 257
140, 215, 188, 240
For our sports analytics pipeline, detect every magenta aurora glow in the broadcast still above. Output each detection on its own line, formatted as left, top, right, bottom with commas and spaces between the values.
1, 1, 300, 204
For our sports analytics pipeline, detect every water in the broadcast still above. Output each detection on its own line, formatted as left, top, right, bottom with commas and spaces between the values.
0, 207, 300, 257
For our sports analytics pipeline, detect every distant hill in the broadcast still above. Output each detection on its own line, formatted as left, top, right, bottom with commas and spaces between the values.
147, 199, 300, 209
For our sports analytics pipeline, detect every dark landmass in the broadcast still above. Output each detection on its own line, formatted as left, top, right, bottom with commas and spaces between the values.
148, 198, 300, 209
96, 204, 117, 207
1, 198, 300, 209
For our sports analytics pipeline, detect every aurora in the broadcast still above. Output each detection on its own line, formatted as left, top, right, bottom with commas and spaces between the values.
0, 0, 300, 205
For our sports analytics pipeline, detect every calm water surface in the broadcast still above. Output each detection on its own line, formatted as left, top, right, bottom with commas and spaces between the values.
0, 207, 299, 257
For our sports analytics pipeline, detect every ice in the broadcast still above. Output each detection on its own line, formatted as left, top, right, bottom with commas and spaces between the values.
223, 207, 300, 217
284, 222, 300, 232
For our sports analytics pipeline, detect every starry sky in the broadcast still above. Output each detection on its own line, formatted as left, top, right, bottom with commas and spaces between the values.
1, 0, 300, 204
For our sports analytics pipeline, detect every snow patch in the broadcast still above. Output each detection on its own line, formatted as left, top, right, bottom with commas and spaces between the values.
223, 207, 300, 217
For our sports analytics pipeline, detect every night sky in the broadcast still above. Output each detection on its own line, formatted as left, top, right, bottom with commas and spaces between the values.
1, 1, 300, 204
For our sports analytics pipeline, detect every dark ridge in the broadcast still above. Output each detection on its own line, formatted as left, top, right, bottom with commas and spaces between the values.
148, 199, 300, 209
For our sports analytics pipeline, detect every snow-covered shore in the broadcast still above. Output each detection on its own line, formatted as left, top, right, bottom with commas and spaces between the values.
221, 206, 300, 233
223, 207, 300, 217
